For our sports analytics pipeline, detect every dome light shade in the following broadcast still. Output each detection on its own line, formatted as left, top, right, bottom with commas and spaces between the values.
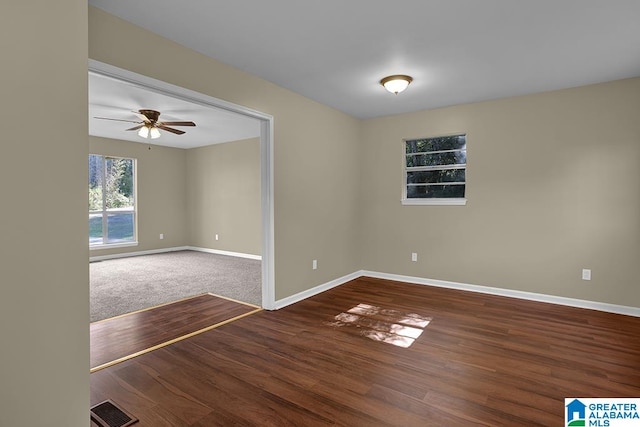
380, 75, 413, 94
149, 127, 161, 139
138, 125, 150, 138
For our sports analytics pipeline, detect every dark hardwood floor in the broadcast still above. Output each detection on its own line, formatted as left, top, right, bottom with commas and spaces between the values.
91, 293, 260, 371
90, 277, 640, 426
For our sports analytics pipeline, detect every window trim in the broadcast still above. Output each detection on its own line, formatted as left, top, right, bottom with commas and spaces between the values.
401, 133, 468, 206
89, 241, 138, 251
401, 197, 467, 206
89, 154, 139, 249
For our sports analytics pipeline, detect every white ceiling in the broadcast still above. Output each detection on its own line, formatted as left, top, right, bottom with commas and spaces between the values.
89, 73, 261, 149
89, 0, 640, 120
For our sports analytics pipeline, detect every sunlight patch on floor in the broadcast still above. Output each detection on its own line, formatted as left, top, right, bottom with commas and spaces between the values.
327, 303, 432, 348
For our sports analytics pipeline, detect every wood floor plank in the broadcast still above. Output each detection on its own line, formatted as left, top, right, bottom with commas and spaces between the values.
90, 293, 259, 370
90, 277, 640, 426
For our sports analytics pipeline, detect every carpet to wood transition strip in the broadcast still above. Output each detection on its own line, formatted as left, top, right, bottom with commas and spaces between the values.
90, 293, 261, 371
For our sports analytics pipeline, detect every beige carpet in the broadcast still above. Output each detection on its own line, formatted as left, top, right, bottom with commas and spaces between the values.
90, 250, 261, 322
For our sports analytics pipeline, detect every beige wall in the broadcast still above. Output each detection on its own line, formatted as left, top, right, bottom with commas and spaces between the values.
360, 78, 640, 307
90, 136, 188, 256
90, 136, 260, 257
187, 138, 261, 255
0, 1, 88, 425
89, 7, 363, 300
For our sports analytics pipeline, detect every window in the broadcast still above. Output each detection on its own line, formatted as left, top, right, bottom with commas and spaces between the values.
89, 154, 137, 247
402, 134, 467, 205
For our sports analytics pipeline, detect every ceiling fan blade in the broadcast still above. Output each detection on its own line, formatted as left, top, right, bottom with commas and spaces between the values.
94, 117, 142, 124
125, 125, 145, 131
157, 125, 186, 135
159, 121, 196, 127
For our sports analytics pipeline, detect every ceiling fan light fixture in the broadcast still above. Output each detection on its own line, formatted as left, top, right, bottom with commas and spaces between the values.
138, 125, 150, 138
380, 75, 413, 94
149, 127, 161, 139
95, 109, 195, 139
137, 124, 161, 139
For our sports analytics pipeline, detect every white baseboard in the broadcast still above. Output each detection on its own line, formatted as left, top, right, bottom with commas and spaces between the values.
273, 271, 361, 310
89, 246, 190, 262
87, 249, 639, 317
187, 246, 262, 261
89, 245, 262, 262
361, 270, 640, 318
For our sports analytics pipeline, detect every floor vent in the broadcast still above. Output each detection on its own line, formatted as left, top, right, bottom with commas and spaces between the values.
90, 400, 138, 427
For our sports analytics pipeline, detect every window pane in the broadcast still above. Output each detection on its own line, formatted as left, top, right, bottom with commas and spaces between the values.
407, 169, 466, 184
106, 213, 134, 243
89, 154, 137, 247
407, 150, 466, 167
404, 134, 467, 201
105, 157, 134, 210
88, 154, 104, 211
406, 135, 466, 154
89, 213, 103, 245
407, 184, 465, 199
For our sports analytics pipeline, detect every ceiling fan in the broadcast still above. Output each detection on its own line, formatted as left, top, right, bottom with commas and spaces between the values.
94, 109, 196, 139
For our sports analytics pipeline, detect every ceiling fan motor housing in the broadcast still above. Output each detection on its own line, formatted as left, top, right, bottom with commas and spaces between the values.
139, 109, 161, 123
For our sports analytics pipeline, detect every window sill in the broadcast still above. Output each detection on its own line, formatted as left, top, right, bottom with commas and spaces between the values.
401, 198, 467, 206
90, 242, 139, 251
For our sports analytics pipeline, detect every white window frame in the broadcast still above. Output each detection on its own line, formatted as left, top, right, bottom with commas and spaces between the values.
89, 154, 138, 249
401, 133, 467, 206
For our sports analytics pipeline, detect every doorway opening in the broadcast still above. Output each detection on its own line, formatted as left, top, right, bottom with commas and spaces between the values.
88, 59, 275, 316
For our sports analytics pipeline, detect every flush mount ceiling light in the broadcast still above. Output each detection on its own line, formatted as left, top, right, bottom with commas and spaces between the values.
380, 75, 413, 94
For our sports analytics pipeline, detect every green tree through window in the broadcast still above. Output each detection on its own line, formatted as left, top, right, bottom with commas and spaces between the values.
89, 154, 136, 246
403, 134, 466, 202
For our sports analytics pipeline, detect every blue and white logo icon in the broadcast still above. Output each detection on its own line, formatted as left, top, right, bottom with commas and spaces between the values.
566, 399, 586, 426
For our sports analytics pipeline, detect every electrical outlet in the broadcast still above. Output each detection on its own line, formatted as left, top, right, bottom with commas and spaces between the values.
159, 233, 164, 240
215, 234, 219, 241
582, 269, 591, 281
411, 252, 418, 262
312, 259, 318, 270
